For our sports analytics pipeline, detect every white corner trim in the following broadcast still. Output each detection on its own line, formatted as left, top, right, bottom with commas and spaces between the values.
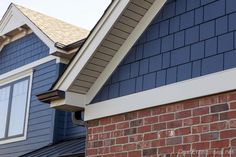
53, 0, 130, 91
0, 55, 59, 83
85, 0, 167, 104
85, 67, 236, 121
0, 71, 33, 145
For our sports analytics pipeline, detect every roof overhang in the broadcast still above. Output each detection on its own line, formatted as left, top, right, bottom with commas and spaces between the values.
0, 4, 85, 60
38, 0, 167, 111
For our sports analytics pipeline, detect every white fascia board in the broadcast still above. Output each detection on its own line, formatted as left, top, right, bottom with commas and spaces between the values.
53, 0, 130, 91
50, 92, 86, 112
85, 67, 236, 121
86, 0, 168, 104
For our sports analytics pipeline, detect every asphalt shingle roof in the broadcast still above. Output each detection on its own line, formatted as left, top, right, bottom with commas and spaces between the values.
15, 4, 89, 46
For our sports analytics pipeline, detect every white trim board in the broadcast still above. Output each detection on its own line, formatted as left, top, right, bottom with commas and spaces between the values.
86, 0, 167, 104
85, 67, 236, 121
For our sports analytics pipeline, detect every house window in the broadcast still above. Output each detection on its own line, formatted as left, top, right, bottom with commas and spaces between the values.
0, 77, 30, 140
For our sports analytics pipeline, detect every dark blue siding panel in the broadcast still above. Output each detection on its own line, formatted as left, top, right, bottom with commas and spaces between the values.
93, 0, 236, 103
143, 72, 156, 90
200, 21, 215, 40
187, 0, 200, 11
191, 41, 205, 61
218, 32, 234, 53
229, 13, 236, 31
143, 39, 161, 58
224, 50, 236, 69
174, 31, 185, 49
171, 46, 190, 66
226, 0, 236, 14
205, 37, 217, 57
180, 11, 194, 30
204, 0, 225, 21
202, 54, 223, 75
149, 55, 162, 72
216, 16, 228, 35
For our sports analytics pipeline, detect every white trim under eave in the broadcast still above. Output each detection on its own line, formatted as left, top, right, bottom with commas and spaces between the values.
85, 0, 167, 104
84, 67, 236, 121
53, 0, 130, 91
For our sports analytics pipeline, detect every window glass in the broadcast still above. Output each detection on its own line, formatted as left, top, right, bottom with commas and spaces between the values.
0, 87, 10, 138
8, 79, 29, 137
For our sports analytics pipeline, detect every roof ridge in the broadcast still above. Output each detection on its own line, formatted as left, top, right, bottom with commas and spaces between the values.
13, 3, 88, 31
13, 3, 89, 45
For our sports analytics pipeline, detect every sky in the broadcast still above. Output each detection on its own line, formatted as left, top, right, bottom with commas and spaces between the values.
0, 0, 111, 30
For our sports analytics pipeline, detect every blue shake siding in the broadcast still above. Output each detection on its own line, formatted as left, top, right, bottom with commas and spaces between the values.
93, 0, 236, 103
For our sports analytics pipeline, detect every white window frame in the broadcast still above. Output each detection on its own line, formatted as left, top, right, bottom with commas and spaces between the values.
0, 69, 33, 145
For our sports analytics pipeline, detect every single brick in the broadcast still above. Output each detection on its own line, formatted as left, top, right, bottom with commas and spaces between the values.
144, 132, 157, 141
143, 148, 157, 156
167, 137, 182, 146
220, 130, 236, 139
201, 132, 219, 141
175, 127, 191, 136
211, 140, 229, 149
192, 142, 209, 150
184, 135, 199, 143
211, 103, 229, 113
130, 119, 143, 127
124, 128, 137, 136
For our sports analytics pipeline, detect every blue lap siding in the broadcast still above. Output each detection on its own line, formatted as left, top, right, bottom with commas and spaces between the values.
0, 33, 84, 156
93, 0, 236, 103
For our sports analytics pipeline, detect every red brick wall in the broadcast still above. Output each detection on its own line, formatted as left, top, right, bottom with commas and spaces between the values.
86, 91, 236, 157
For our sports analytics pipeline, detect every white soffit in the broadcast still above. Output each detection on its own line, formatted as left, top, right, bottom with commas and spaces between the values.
54, 0, 167, 99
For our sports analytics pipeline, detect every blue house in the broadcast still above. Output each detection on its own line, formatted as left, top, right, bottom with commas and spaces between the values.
2, 0, 236, 156
38, 0, 236, 156
0, 4, 89, 157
